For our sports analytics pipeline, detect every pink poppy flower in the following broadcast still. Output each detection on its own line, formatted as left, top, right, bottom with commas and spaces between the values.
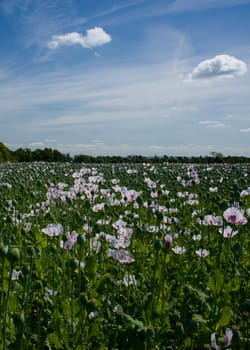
223, 207, 247, 225
211, 328, 233, 350
42, 223, 64, 237
92, 203, 105, 212
195, 248, 210, 257
164, 234, 173, 248
219, 226, 238, 238
106, 249, 135, 264
172, 246, 186, 254
203, 215, 223, 226
60, 231, 78, 250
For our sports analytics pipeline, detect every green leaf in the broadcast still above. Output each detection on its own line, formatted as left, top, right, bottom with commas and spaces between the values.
209, 269, 223, 295
166, 298, 177, 312
216, 306, 233, 330
184, 337, 192, 347
47, 333, 63, 349
192, 314, 207, 324
123, 313, 145, 332
191, 287, 208, 303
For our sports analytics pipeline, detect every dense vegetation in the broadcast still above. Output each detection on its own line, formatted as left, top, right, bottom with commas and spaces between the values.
0, 142, 250, 164
0, 161, 249, 349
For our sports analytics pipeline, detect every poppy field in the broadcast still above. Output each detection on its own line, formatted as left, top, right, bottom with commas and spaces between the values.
0, 161, 249, 349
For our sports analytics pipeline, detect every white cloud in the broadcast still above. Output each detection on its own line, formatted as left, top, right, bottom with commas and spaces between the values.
3, 142, 243, 157
83, 27, 112, 48
189, 55, 247, 80
29, 142, 44, 148
240, 128, 250, 132
1, 54, 249, 156
31, 142, 250, 157
48, 27, 111, 49
198, 120, 228, 128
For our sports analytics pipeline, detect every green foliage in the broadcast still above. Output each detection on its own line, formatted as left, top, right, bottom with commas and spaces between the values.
1, 141, 250, 163
0, 142, 14, 162
0, 161, 249, 349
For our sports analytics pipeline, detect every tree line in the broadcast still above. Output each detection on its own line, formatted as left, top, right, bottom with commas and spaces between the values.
0, 142, 249, 164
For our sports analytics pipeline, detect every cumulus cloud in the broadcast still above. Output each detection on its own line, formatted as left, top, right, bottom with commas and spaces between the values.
48, 27, 111, 50
189, 55, 247, 80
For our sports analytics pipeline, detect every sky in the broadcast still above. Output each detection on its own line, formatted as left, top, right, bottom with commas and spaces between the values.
0, 0, 250, 157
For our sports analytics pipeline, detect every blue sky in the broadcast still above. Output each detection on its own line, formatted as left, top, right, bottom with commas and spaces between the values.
0, 0, 250, 156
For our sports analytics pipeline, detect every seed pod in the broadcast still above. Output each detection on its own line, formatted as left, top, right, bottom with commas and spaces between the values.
13, 312, 25, 327
21, 264, 31, 276
241, 300, 250, 313
154, 239, 163, 251
146, 326, 155, 338
68, 258, 79, 270
79, 293, 88, 306
7, 247, 20, 264
34, 280, 43, 290
77, 234, 85, 247
86, 298, 97, 313
232, 242, 241, 254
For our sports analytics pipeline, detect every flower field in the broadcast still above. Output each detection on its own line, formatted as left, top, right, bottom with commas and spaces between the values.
0, 162, 249, 349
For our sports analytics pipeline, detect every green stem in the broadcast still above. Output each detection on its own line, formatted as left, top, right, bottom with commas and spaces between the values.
3, 266, 13, 350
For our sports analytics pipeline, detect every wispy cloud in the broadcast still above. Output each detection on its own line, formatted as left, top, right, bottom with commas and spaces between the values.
198, 120, 230, 128
0, 56, 248, 128
7, 141, 249, 157
48, 27, 111, 50
0, 0, 31, 15
1, 0, 86, 49
86, 0, 250, 28
168, 0, 250, 14
240, 128, 250, 132
86, 0, 148, 22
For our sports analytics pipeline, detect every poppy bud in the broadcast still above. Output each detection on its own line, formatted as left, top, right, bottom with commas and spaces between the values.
13, 312, 25, 327
175, 322, 184, 335
77, 234, 85, 247
188, 319, 199, 333
232, 242, 241, 254
86, 298, 97, 313
154, 239, 163, 251
21, 264, 30, 276
79, 293, 88, 306
7, 247, 20, 264
183, 285, 191, 297
34, 280, 43, 290
146, 326, 155, 338
232, 328, 240, 345
68, 258, 79, 270
241, 300, 250, 313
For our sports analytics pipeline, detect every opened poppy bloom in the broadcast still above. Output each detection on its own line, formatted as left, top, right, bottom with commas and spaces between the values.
223, 207, 247, 225
42, 223, 64, 237
60, 231, 78, 250
195, 248, 210, 257
219, 226, 238, 238
106, 248, 135, 264
172, 246, 186, 254
211, 328, 233, 349
202, 215, 223, 226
